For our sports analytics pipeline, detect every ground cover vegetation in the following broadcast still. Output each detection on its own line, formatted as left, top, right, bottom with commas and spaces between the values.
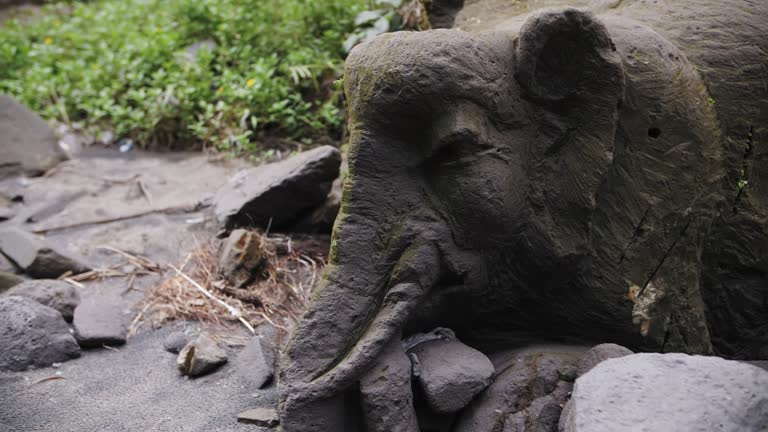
0, 0, 417, 154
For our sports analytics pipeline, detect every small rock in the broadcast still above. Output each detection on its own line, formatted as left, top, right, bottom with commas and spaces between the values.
177, 333, 228, 377
73, 295, 128, 348
3, 279, 80, 321
0, 271, 24, 292
576, 343, 633, 377
410, 338, 495, 414
0, 95, 66, 176
560, 353, 768, 432
218, 229, 266, 287
0, 296, 80, 371
163, 331, 193, 354
234, 325, 278, 388
214, 146, 341, 231
0, 227, 91, 279
237, 407, 279, 427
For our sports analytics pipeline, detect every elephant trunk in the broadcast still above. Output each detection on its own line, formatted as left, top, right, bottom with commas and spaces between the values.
277, 126, 452, 430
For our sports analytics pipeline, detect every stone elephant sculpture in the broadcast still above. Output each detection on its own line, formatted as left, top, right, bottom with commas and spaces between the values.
278, 1, 768, 430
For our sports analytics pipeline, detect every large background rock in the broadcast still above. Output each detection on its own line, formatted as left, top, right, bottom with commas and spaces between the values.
214, 145, 340, 231
561, 353, 768, 432
0, 95, 65, 176
0, 296, 80, 371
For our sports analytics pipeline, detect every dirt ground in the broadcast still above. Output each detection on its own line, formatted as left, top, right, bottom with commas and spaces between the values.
0, 147, 306, 431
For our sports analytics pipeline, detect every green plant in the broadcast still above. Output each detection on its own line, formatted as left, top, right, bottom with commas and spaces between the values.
0, 0, 372, 153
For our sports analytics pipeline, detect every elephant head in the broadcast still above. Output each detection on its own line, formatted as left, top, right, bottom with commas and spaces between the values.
278, 7, 720, 431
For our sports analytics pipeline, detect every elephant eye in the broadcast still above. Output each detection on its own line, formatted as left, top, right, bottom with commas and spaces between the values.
427, 128, 482, 167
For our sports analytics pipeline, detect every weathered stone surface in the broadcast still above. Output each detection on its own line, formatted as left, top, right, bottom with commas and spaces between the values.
218, 229, 265, 287
278, 2, 768, 429
576, 343, 633, 377
0, 270, 23, 292
163, 331, 193, 354
0, 227, 90, 279
454, 345, 585, 432
214, 145, 341, 231
560, 353, 768, 432
0, 296, 80, 371
360, 337, 419, 432
73, 295, 128, 348
177, 333, 227, 377
3, 279, 80, 321
237, 407, 279, 427
411, 338, 494, 414
233, 325, 277, 388
0, 95, 65, 175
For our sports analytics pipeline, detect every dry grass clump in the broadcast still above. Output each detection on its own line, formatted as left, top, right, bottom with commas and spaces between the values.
130, 232, 325, 337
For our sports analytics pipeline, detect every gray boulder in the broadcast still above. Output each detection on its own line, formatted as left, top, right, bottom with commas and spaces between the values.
3, 279, 80, 321
73, 295, 128, 348
234, 325, 277, 388
0, 296, 80, 371
0, 95, 65, 176
177, 333, 228, 377
410, 338, 494, 414
0, 227, 90, 279
576, 343, 633, 377
560, 353, 768, 432
214, 146, 340, 231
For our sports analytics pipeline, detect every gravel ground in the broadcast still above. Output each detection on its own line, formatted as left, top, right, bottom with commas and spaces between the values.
0, 322, 276, 432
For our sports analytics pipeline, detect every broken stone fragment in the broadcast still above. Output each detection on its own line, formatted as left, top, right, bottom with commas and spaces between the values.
0, 296, 80, 371
409, 338, 495, 414
0, 227, 91, 279
576, 343, 633, 377
233, 324, 278, 388
3, 279, 80, 321
237, 407, 279, 427
177, 333, 228, 377
73, 295, 128, 348
218, 229, 265, 287
213, 145, 341, 231
560, 353, 768, 432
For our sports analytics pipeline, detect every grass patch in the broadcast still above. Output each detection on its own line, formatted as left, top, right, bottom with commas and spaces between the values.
0, 0, 372, 153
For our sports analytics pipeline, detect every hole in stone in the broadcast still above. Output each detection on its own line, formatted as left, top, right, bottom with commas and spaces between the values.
648, 127, 662, 139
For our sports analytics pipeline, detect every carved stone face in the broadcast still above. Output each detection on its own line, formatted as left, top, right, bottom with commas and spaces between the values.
279, 6, 731, 431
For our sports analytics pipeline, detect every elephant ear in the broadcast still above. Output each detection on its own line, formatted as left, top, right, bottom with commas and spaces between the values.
514, 9, 625, 262
515, 8, 623, 103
